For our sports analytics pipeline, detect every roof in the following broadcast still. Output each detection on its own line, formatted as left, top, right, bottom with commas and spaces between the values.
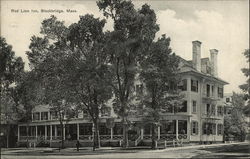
177, 56, 229, 85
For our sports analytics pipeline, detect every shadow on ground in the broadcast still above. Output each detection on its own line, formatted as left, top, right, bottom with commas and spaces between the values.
192, 143, 250, 158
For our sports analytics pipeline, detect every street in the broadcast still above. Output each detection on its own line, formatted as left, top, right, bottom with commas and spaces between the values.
1, 142, 249, 158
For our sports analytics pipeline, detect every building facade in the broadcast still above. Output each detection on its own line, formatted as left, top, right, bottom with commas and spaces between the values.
17, 40, 228, 147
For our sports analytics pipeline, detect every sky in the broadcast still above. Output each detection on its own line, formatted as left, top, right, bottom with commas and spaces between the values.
1, 0, 249, 93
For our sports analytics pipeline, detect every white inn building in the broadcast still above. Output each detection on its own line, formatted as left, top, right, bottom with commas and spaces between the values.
17, 40, 228, 147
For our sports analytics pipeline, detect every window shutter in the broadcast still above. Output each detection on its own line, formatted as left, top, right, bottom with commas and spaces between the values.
196, 122, 199, 135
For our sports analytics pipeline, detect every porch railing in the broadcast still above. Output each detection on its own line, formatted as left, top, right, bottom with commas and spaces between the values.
112, 135, 123, 140
19, 136, 37, 141
143, 134, 187, 141
100, 135, 111, 140
52, 136, 62, 140
160, 134, 176, 140
79, 135, 93, 140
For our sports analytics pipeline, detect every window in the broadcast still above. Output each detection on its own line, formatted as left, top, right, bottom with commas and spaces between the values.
50, 111, 58, 120
205, 104, 215, 116
211, 105, 216, 116
191, 79, 198, 92
136, 84, 143, 96
226, 98, 230, 102
99, 124, 111, 135
79, 123, 92, 135
217, 106, 223, 116
191, 121, 198, 135
33, 112, 40, 121
41, 112, 48, 120
218, 87, 223, 98
212, 123, 216, 135
206, 84, 210, 97
203, 122, 209, 135
211, 85, 214, 96
178, 120, 187, 134
114, 123, 123, 135
101, 107, 111, 116
178, 79, 187, 91
206, 104, 210, 115
160, 121, 176, 134
83, 110, 88, 116
192, 101, 197, 113
217, 124, 223, 135
202, 122, 216, 135
178, 101, 187, 112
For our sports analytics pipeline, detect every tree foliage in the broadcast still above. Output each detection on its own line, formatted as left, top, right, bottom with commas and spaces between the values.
224, 92, 247, 141
97, 0, 159, 147
139, 35, 182, 148
0, 36, 25, 147
65, 14, 113, 150
239, 49, 250, 116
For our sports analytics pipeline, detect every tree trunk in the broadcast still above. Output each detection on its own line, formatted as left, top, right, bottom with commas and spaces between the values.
60, 121, 64, 149
122, 117, 128, 148
6, 124, 10, 148
151, 123, 156, 149
93, 120, 100, 151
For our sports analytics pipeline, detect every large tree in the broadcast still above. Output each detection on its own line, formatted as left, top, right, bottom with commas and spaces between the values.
26, 15, 113, 150
139, 35, 182, 149
224, 92, 247, 141
26, 15, 73, 148
65, 14, 113, 151
0, 37, 25, 147
239, 49, 250, 116
97, 0, 159, 147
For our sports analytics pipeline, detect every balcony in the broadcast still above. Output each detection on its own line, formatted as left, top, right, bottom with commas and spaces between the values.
202, 92, 218, 103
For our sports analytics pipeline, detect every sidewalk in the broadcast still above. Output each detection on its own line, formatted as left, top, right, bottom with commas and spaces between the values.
1, 142, 247, 156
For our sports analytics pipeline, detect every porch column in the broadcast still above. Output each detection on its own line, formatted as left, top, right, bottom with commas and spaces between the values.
158, 126, 160, 140
50, 125, 52, 140
77, 123, 79, 140
35, 126, 38, 140
45, 125, 47, 140
63, 124, 65, 140
141, 128, 144, 139
18, 126, 20, 141
48, 112, 50, 120
111, 128, 113, 140
92, 123, 94, 140
176, 120, 179, 140
187, 119, 191, 141
55, 125, 57, 138
39, 112, 41, 121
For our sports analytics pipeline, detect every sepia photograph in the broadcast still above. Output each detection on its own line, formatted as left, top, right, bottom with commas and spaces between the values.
0, 0, 249, 158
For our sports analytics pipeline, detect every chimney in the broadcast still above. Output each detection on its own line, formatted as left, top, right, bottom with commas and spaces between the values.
192, 41, 202, 72
210, 49, 218, 77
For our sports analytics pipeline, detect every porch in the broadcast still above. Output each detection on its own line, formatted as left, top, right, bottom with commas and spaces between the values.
17, 120, 189, 147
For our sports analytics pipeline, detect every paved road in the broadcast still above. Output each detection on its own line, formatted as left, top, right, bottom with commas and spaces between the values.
1, 142, 249, 158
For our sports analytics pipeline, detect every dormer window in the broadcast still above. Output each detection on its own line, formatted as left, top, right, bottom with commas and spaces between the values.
33, 112, 40, 121
41, 112, 48, 120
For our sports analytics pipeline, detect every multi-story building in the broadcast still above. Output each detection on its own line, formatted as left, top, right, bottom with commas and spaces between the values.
17, 40, 228, 147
